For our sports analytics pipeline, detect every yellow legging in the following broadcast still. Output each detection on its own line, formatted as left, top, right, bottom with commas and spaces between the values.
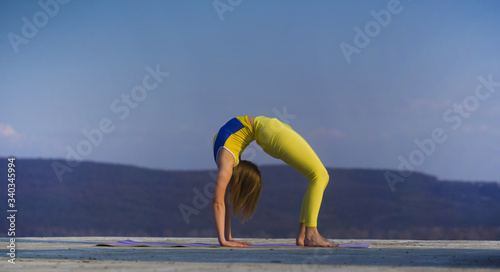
254, 116, 329, 227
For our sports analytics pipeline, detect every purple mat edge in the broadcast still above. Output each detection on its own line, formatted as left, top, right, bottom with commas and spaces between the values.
96, 239, 372, 248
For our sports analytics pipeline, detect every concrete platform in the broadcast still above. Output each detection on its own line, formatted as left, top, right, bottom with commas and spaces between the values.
1, 237, 499, 271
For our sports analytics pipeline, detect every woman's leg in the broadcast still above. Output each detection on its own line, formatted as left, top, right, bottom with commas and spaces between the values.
255, 117, 336, 247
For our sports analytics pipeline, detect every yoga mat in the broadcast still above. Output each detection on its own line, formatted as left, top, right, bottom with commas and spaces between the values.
97, 239, 371, 248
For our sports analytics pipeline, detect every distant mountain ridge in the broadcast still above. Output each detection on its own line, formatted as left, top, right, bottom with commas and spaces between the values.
1, 158, 499, 240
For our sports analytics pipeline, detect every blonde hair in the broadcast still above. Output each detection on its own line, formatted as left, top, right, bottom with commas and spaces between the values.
229, 160, 262, 222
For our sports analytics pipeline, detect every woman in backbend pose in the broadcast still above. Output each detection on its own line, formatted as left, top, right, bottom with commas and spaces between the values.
212, 115, 337, 247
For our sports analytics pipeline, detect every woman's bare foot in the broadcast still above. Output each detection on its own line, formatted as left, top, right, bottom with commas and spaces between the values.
299, 225, 338, 247
304, 234, 338, 247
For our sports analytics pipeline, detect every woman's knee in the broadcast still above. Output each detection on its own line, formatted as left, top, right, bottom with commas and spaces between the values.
311, 167, 329, 189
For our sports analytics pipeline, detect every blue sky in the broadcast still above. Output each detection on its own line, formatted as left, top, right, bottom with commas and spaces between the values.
1, 0, 500, 182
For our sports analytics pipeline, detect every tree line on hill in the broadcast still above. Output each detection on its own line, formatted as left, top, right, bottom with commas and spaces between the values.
1, 158, 499, 240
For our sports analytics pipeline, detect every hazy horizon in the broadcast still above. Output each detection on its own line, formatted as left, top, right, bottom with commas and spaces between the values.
6, 156, 500, 183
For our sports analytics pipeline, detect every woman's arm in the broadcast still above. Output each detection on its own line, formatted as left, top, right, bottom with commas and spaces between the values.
212, 149, 247, 247
212, 169, 231, 246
